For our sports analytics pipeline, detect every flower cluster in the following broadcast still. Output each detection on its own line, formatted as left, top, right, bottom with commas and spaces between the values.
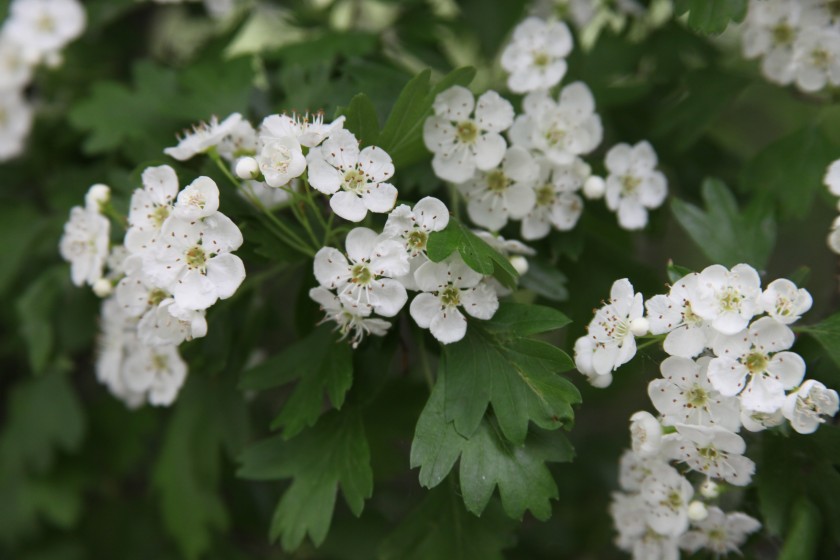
823, 157, 840, 254
576, 266, 839, 559
59, 168, 246, 407
426, 16, 668, 237
0, 0, 85, 160
742, 0, 840, 92
150, 0, 239, 19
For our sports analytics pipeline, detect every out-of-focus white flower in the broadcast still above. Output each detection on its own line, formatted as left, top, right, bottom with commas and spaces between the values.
629, 411, 663, 458
521, 157, 589, 240
0, 89, 33, 160
5, 0, 86, 63
692, 264, 762, 336
309, 286, 391, 348
604, 141, 667, 230
782, 379, 840, 434
679, 506, 761, 556
500, 17, 573, 93
758, 278, 812, 324
164, 113, 243, 161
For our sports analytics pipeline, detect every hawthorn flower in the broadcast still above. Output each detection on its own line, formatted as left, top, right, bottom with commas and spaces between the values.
640, 463, 693, 537
261, 112, 345, 148
691, 264, 762, 335
410, 255, 499, 344
256, 135, 306, 188
458, 146, 538, 231
125, 165, 179, 254
137, 298, 207, 347
708, 316, 805, 413
740, 407, 785, 432
679, 506, 761, 556
423, 86, 514, 183
383, 196, 450, 258
611, 492, 681, 560
217, 119, 257, 162
758, 278, 812, 324
782, 379, 840, 434
147, 209, 246, 311
629, 411, 663, 458
662, 424, 755, 486
313, 227, 409, 317
172, 176, 220, 220
95, 298, 145, 409
500, 17, 573, 93
741, 0, 800, 85
575, 278, 644, 379
618, 449, 660, 492
508, 82, 602, 165
0, 89, 33, 159
604, 141, 667, 230
164, 113, 243, 161
308, 130, 398, 222
645, 273, 709, 358
0, 38, 32, 91
648, 356, 741, 432
122, 343, 188, 406
5, 0, 86, 62
59, 188, 111, 287
792, 30, 840, 92
824, 158, 840, 196
829, 215, 840, 254
309, 286, 391, 348
521, 157, 589, 240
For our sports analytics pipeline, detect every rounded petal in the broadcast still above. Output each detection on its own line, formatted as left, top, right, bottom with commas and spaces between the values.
475, 90, 514, 133
430, 307, 468, 344
314, 247, 350, 289
307, 152, 343, 194
141, 164, 179, 204
503, 145, 538, 183
330, 191, 368, 222
358, 146, 395, 182
505, 184, 537, 219
433, 85, 475, 120
174, 176, 220, 220
322, 129, 360, 171
707, 358, 749, 396
171, 269, 219, 310
410, 292, 441, 328
362, 182, 398, 213
206, 253, 246, 300
432, 144, 475, 183
767, 351, 806, 389
370, 278, 408, 317
460, 283, 499, 320
423, 116, 457, 153
414, 260, 451, 292
414, 197, 450, 232
472, 132, 507, 171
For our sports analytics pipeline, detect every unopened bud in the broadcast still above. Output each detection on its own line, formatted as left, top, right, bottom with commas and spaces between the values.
589, 372, 613, 388
687, 500, 708, 521
85, 184, 111, 210
510, 255, 529, 276
630, 317, 649, 337
583, 176, 605, 199
699, 480, 719, 499
93, 278, 113, 298
235, 157, 260, 180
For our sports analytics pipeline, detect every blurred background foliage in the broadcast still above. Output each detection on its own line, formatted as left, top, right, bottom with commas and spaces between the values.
1, 0, 839, 558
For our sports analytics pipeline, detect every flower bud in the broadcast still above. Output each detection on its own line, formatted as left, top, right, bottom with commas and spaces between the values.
85, 184, 111, 211
699, 480, 719, 499
589, 372, 613, 388
235, 156, 260, 180
93, 278, 113, 298
583, 176, 605, 199
630, 317, 649, 337
687, 500, 708, 521
629, 411, 662, 458
510, 255, 529, 276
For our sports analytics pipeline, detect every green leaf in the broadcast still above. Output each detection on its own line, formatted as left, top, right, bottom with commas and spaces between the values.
666, 261, 694, 284
152, 376, 248, 560
378, 67, 476, 167
443, 323, 578, 444
15, 267, 66, 375
378, 486, 515, 560
239, 324, 353, 439
0, 203, 45, 296
673, 0, 747, 35
779, 497, 822, 560
340, 93, 381, 147
740, 126, 836, 220
481, 302, 571, 337
757, 434, 802, 536
459, 422, 572, 520
426, 219, 518, 289
799, 312, 840, 370
519, 260, 569, 302
238, 411, 372, 551
671, 178, 776, 268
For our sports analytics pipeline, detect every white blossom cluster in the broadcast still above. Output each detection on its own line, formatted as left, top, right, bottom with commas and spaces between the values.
150, 0, 239, 20
540, 0, 672, 49
59, 167, 246, 407
424, 16, 668, 239
742, 0, 840, 92
0, 0, 86, 160
579, 265, 839, 559
823, 158, 840, 254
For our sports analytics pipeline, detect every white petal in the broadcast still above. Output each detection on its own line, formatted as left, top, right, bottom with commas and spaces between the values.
141, 164, 179, 204
460, 283, 499, 320
472, 132, 507, 170
370, 278, 408, 317
362, 182, 398, 213
206, 253, 246, 300
172, 269, 218, 310
345, 227, 379, 263
314, 247, 350, 289
322, 129, 360, 171
358, 146, 395, 182
433, 85, 475, 120
307, 151, 343, 194
766, 351, 806, 389
707, 358, 749, 396
475, 90, 514, 133
414, 260, 450, 292
414, 197, 450, 232
432, 144, 475, 183
330, 191, 368, 222
430, 307, 468, 344
410, 292, 442, 328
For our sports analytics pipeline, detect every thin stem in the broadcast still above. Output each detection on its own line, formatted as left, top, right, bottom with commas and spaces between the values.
636, 335, 666, 351
414, 328, 435, 392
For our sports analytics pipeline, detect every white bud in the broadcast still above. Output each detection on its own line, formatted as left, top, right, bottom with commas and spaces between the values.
93, 278, 113, 298
583, 176, 605, 199
687, 500, 708, 521
85, 184, 111, 210
630, 317, 649, 337
235, 157, 260, 179
629, 410, 662, 458
589, 372, 613, 388
510, 255, 529, 276
43, 50, 63, 68
699, 480, 719, 499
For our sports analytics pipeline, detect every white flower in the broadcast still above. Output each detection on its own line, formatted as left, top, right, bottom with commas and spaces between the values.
708, 316, 805, 413
308, 130, 398, 222
164, 113, 243, 161
313, 227, 409, 317
686, 501, 707, 522
0, 89, 33, 160
604, 141, 668, 230
645, 273, 710, 358
618, 449, 660, 492
261, 112, 345, 148
740, 407, 785, 432
423, 86, 514, 183
59, 201, 110, 287
576, 278, 644, 377
147, 211, 246, 311
217, 119, 257, 162
95, 298, 145, 409
521, 157, 589, 240
509, 82, 602, 165
573, 335, 613, 387
824, 158, 840, 196
741, 0, 800, 85
792, 29, 840, 92
0, 37, 33, 91
257, 138, 307, 188
829, 215, 840, 254
583, 175, 606, 199
383, 196, 450, 258
500, 17, 573, 93
629, 411, 663, 458
309, 286, 391, 348
123, 343, 188, 406
758, 278, 812, 324
235, 156, 260, 180
610, 492, 647, 549
125, 165, 179, 255
172, 176, 220, 220
410, 255, 499, 344
137, 298, 207, 347
649, 356, 741, 432
458, 146, 538, 231
5, 0, 86, 63
662, 424, 755, 486
679, 506, 761, 556
691, 264, 762, 335
782, 379, 840, 434
640, 463, 693, 537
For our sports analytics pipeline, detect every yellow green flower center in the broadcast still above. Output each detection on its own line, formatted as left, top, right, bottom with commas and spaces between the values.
151, 205, 170, 229
351, 263, 372, 284
745, 352, 768, 374
486, 170, 510, 193
148, 289, 169, 307
456, 121, 478, 144
771, 23, 794, 45
407, 230, 428, 251
536, 184, 555, 206
185, 246, 207, 269
343, 169, 366, 193
686, 385, 708, 407
441, 286, 461, 307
